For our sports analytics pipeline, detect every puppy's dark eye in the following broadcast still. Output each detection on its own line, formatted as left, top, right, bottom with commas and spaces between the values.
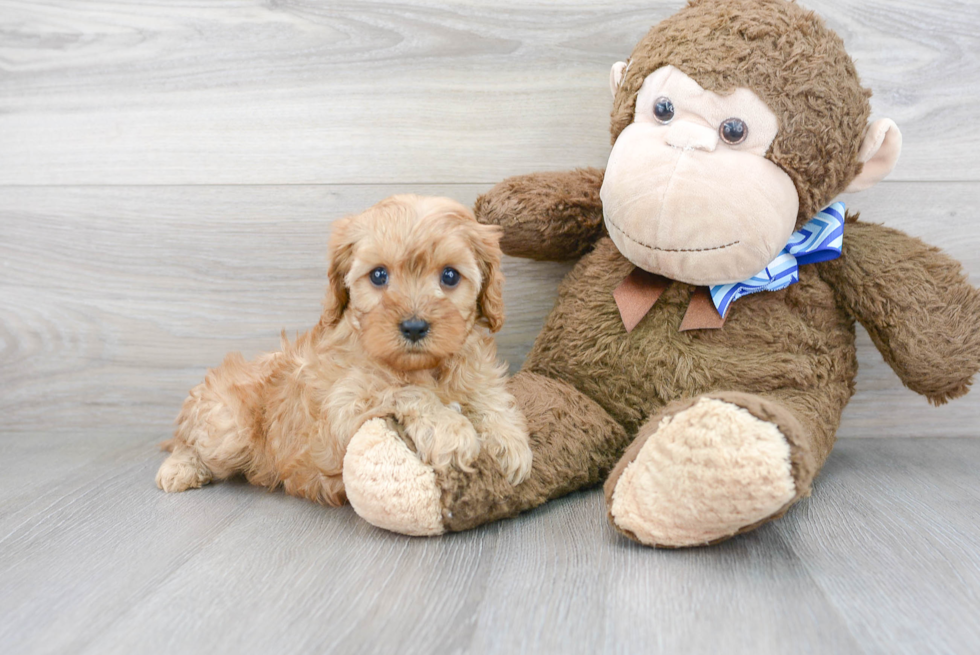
441, 267, 460, 288
369, 266, 388, 287
653, 97, 675, 124
720, 118, 748, 145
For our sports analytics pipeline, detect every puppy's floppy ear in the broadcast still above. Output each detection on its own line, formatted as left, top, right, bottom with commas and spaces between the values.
323, 217, 356, 327
470, 221, 506, 333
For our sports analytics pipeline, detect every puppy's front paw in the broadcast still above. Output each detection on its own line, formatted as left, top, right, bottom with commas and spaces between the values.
484, 425, 533, 486
402, 406, 481, 474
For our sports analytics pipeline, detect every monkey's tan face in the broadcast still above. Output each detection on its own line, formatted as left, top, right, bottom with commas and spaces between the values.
601, 66, 800, 285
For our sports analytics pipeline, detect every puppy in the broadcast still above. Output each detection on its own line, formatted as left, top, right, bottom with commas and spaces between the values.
156, 195, 532, 505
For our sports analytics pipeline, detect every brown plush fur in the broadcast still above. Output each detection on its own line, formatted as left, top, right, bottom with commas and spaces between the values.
440, 195, 980, 543
819, 217, 980, 404
434, 238, 855, 531
611, 0, 871, 226
404, 0, 980, 545
156, 195, 532, 504
473, 168, 607, 261
436, 371, 632, 532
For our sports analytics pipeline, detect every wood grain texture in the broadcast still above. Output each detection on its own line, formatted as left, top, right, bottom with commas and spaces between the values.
0, 184, 570, 435
0, 436, 978, 654
787, 439, 980, 655
2, 182, 978, 438
1, 2, 979, 653
1, 0, 978, 185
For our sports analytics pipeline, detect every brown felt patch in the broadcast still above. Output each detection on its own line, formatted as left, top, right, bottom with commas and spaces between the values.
679, 287, 726, 331
614, 268, 670, 333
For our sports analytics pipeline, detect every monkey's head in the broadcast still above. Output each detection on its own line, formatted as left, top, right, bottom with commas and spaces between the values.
601, 0, 902, 285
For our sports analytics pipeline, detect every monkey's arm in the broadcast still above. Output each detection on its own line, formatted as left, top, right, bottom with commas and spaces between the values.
475, 168, 606, 261
818, 219, 980, 404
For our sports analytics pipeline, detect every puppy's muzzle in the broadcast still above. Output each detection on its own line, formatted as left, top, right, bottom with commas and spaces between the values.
399, 317, 430, 343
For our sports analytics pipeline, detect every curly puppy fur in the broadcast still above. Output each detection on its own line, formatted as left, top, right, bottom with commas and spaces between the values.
156, 195, 532, 505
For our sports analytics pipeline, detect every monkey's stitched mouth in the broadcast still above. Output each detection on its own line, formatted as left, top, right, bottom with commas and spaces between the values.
606, 218, 740, 253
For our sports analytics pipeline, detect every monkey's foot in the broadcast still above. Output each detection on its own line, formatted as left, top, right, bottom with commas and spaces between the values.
343, 418, 445, 536
605, 397, 797, 548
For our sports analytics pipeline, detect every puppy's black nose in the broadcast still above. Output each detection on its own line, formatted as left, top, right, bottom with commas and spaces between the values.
399, 317, 430, 342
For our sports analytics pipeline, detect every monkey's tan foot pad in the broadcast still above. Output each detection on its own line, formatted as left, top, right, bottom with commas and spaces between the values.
605, 398, 796, 548
343, 418, 446, 537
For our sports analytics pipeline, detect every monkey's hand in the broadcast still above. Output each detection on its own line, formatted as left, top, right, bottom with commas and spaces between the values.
818, 218, 980, 404
474, 168, 606, 261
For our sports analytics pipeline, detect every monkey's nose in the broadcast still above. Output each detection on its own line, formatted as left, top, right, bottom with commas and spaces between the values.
399, 317, 430, 342
665, 121, 719, 152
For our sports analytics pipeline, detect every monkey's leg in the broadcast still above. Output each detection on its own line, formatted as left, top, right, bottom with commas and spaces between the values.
603, 390, 836, 548
342, 372, 631, 536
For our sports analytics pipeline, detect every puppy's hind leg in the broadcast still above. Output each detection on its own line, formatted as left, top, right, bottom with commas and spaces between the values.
157, 352, 269, 493
156, 443, 213, 493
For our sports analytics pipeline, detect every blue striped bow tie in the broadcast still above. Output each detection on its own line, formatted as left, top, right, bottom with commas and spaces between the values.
710, 202, 845, 318
613, 203, 846, 332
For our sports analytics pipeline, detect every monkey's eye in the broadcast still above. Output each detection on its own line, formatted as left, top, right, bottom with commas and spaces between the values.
369, 266, 388, 287
720, 118, 748, 145
653, 97, 675, 124
441, 267, 460, 288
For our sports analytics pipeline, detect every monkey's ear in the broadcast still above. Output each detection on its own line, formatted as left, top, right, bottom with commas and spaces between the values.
609, 61, 628, 97
845, 119, 903, 193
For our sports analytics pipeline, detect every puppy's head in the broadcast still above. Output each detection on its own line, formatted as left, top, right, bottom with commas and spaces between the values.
323, 195, 504, 371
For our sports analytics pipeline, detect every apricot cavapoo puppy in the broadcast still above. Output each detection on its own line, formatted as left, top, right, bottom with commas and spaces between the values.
156, 195, 532, 505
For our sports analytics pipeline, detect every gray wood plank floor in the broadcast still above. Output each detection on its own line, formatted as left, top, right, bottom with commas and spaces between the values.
2, 1, 980, 653
1, 436, 979, 655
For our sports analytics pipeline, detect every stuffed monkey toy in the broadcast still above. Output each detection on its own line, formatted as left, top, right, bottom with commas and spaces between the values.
341, 0, 980, 547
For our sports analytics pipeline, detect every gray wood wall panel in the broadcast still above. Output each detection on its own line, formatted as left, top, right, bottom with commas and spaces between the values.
1, 0, 978, 185
2, 182, 978, 438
